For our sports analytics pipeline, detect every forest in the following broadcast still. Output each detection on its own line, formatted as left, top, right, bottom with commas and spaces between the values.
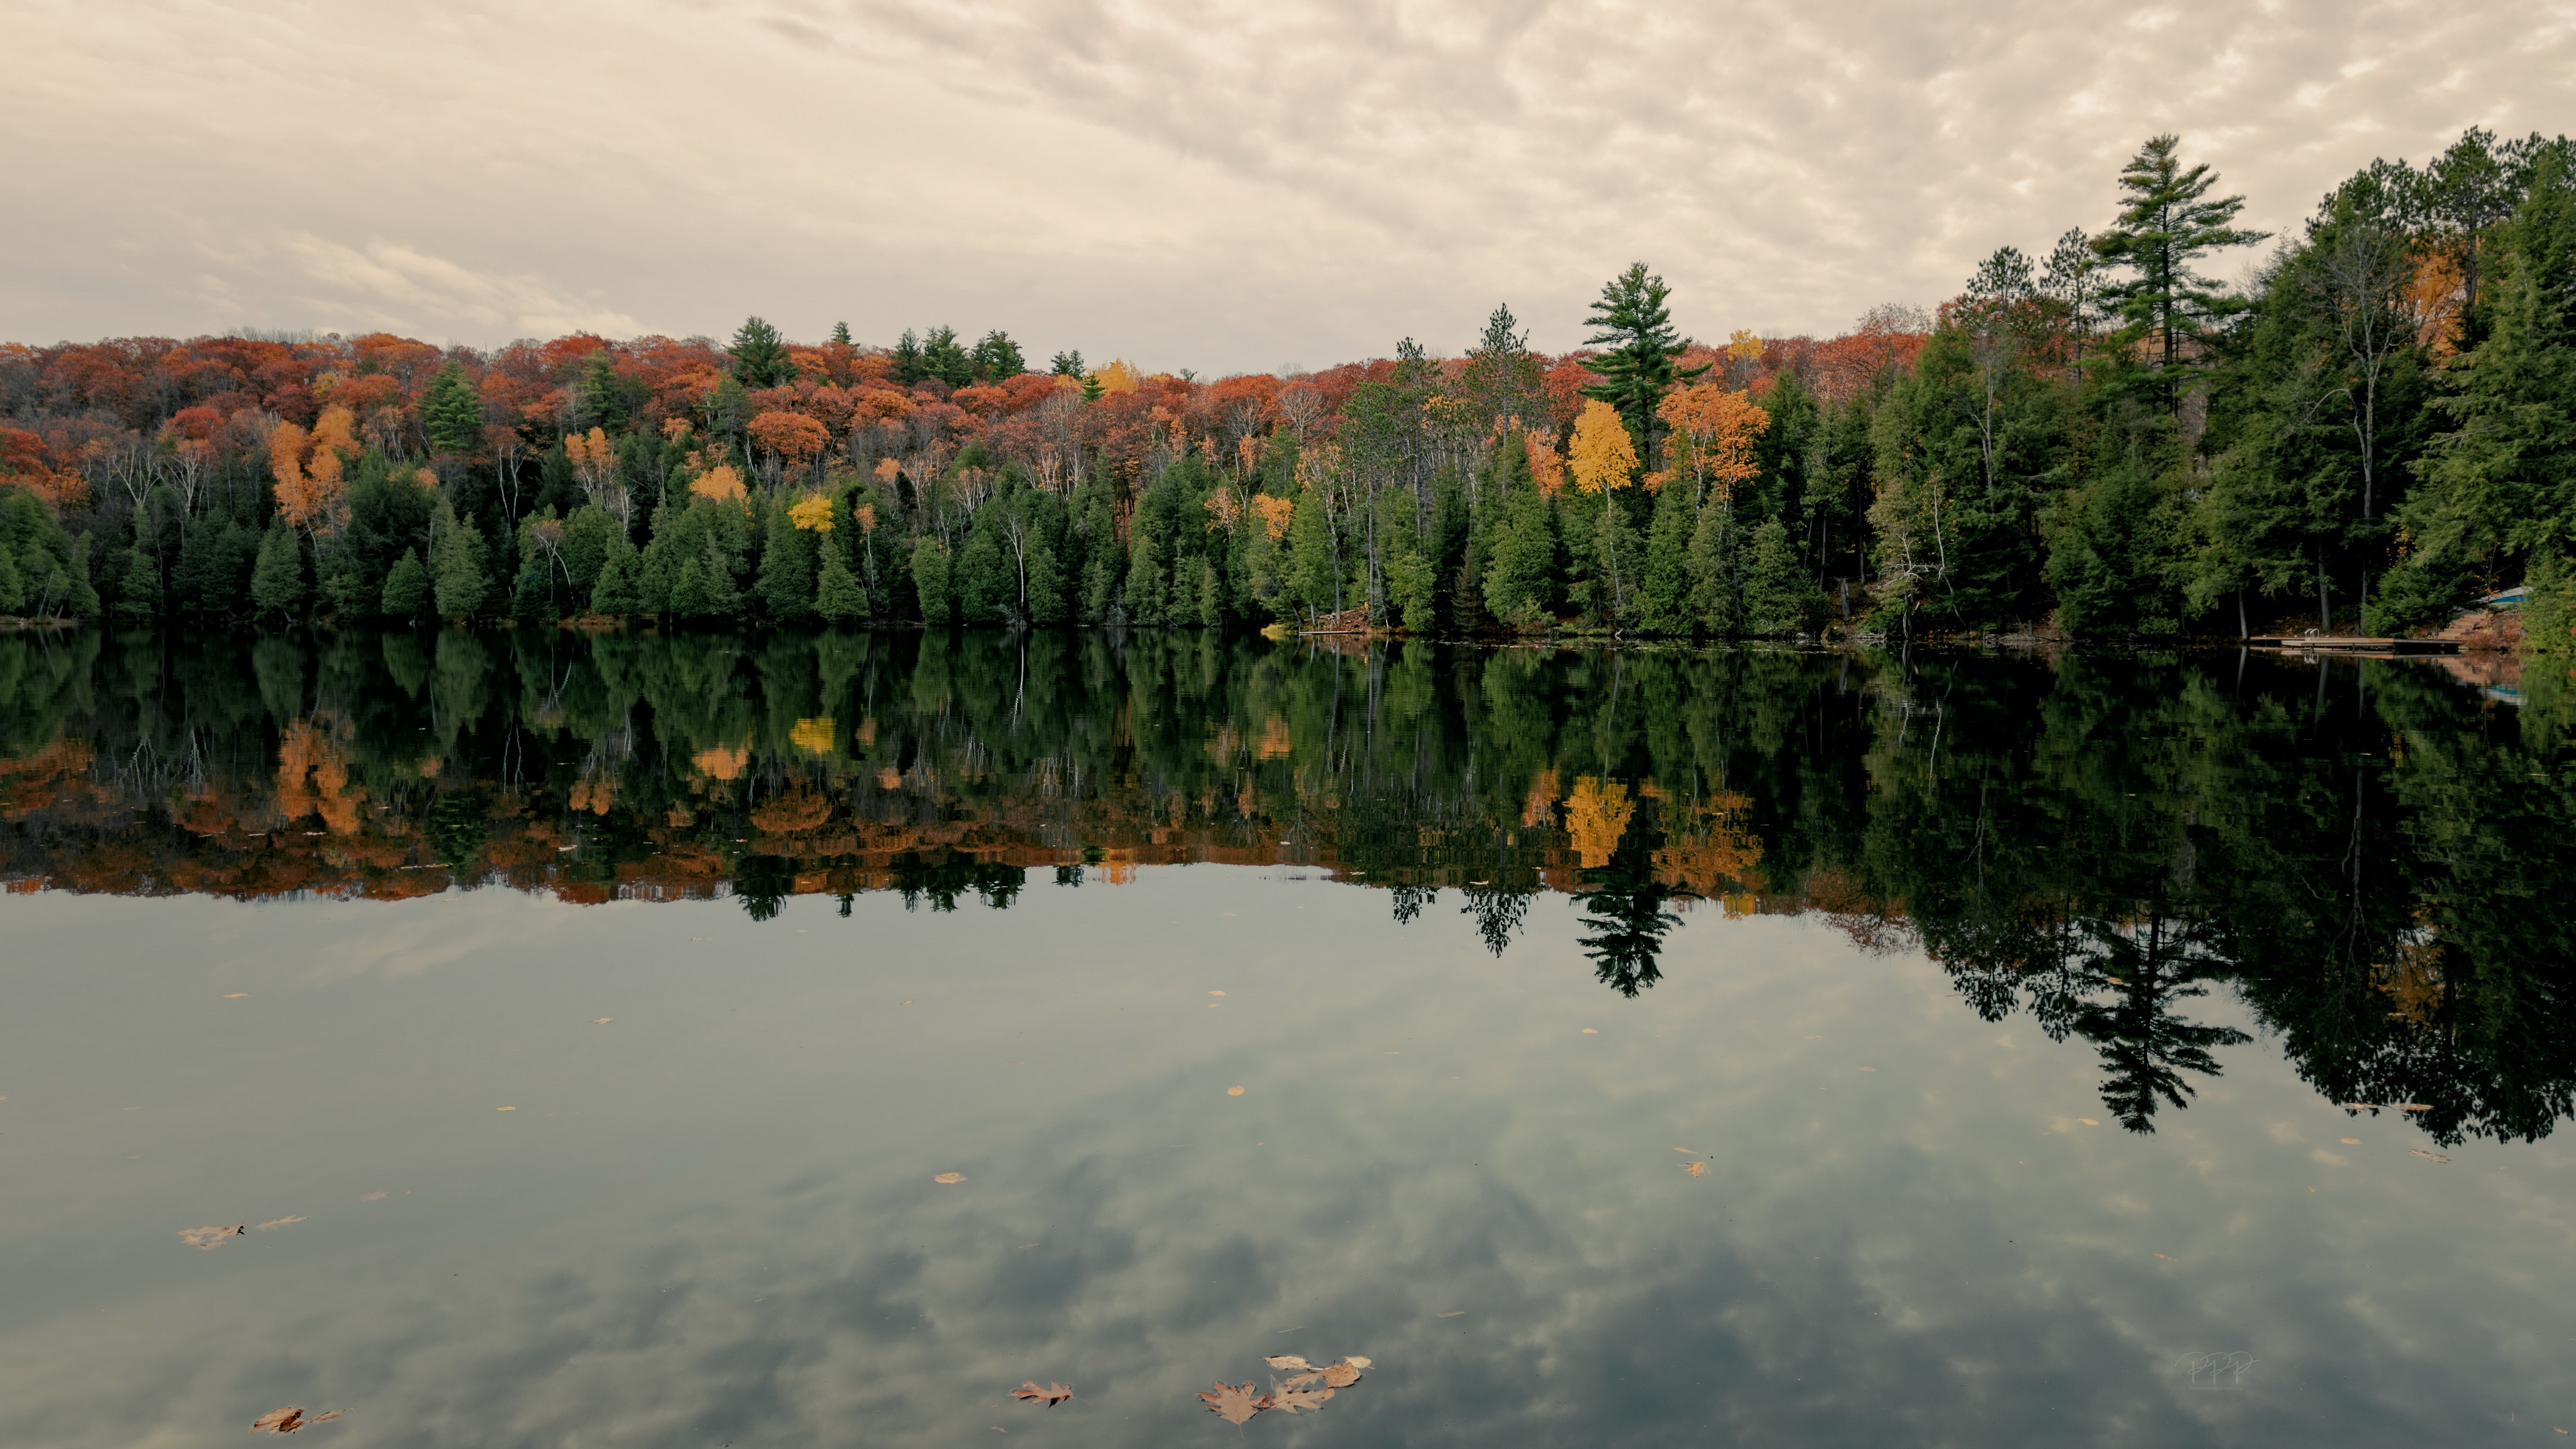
1, 129, 2573, 645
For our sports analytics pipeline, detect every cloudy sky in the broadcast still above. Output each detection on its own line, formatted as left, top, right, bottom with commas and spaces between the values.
3, 0, 2571, 371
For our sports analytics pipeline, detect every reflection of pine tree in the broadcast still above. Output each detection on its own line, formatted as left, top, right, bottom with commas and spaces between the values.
1460, 884, 1534, 957
1574, 804, 1683, 998
2033, 914, 2249, 1132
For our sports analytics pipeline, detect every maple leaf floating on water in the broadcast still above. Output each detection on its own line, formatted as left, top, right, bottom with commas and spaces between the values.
1008, 1381, 1073, 1407
1268, 1386, 1335, 1414
180, 1224, 245, 1250
934, 1173, 967, 1184
250, 1407, 341, 1434
1262, 1356, 1313, 1372
1683, 1161, 1709, 1177
1199, 1381, 1265, 1426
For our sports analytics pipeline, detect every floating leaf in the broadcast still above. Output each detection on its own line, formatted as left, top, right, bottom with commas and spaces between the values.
934, 1173, 967, 1184
2399, 1103, 2431, 1112
1322, 1357, 1368, 1389
2340, 1138, 2362, 1144
1226, 1086, 1246, 1097
1263, 1356, 1314, 1372
1009, 1381, 1073, 1407
250, 1407, 341, 1434
222, 993, 250, 999
496, 1106, 516, 1112
1683, 1161, 1708, 1177
1672, 1147, 1697, 1154
179, 1224, 244, 1250
1209, 990, 1227, 997
592, 1018, 614, 1025
1580, 1028, 1598, 1034
1268, 1385, 1334, 1414
2154, 1253, 2176, 1260
2079, 1118, 2100, 1126
256, 1216, 307, 1231
358, 1192, 386, 1203
2410, 1148, 2449, 1163
1198, 1381, 1265, 1426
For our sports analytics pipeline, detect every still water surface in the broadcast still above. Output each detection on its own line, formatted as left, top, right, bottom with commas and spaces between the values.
1, 631, 2571, 1446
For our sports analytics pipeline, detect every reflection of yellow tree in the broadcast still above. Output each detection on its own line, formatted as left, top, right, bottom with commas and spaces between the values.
1564, 777, 1634, 868
1645, 779, 1765, 898
276, 718, 362, 835
692, 745, 749, 780
2377, 908, 2447, 1026
790, 716, 837, 755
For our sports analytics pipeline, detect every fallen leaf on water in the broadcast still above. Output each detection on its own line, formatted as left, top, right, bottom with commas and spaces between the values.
1322, 1357, 1368, 1389
222, 994, 250, 999
2155, 1253, 2176, 1261
2341, 1138, 2362, 1144
1580, 1028, 1598, 1034
256, 1216, 307, 1231
496, 1106, 516, 1112
1209, 990, 1227, 997
1268, 1386, 1334, 1415
592, 1018, 614, 1025
2399, 1103, 2431, 1112
250, 1407, 341, 1434
180, 1224, 245, 1249
1008, 1381, 1073, 1407
2343, 1102, 2377, 1112
1437, 1311, 1464, 1318
359, 1192, 386, 1203
1198, 1381, 1265, 1426
1227, 1086, 1246, 1096
2079, 1118, 2100, 1126
1684, 1161, 1710, 1177
1263, 1356, 1314, 1372
1673, 1147, 1697, 1154
899, 1000, 914, 1006
934, 1173, 967, 1184
2410, 1148, 2449, 1163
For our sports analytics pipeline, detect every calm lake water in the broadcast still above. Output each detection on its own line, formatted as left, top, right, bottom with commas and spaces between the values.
1, 629, 2571, 1447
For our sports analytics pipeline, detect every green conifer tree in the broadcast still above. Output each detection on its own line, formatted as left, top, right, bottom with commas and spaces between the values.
380, 547, 429, 619
910, 537, 953, 625
815, 547, 868, 623
116, 541, 159, 620
422, 361, 481, 455
250, 519, 307, 621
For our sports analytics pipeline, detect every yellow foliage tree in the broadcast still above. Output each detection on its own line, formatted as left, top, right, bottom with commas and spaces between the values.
1657, 386, 1770, 505
690, 463, 747, 503
1092, 358, 1143, 395
1566, 399, 1637, 495
787, 493, 835, 532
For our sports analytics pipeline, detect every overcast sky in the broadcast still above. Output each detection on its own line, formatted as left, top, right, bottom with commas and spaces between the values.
3, 0, 2570, 372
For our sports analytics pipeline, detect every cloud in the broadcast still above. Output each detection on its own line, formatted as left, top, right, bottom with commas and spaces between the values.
0, 0, 2569, 366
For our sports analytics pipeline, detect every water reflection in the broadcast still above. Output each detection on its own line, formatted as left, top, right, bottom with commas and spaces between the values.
1, 627, 2572, 1144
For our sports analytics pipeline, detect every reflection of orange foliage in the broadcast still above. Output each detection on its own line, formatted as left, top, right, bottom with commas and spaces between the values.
691, 745, 749, 780
2377, 911, 2446, 1026
1520, 768, 1560, 828
1095, 849, 1136, 884
877, 766, 903, 790
568, 775, 616, 814
1803, 867, 1915, 955
1563, 776, 1634, 868
750, 788, 831, 835
0, 736, 99, 818
276, 720, 365, 836
1652, 782, 1765, 896
1256, 717, 1294, 760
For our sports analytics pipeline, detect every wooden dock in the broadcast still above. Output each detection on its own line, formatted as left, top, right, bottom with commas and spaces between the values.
2243, 636, 2458, 655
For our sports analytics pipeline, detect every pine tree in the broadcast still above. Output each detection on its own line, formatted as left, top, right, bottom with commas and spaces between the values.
728, 317, 796, 388
815, 547, 869, 623
971, 330, 1027, 381
2091, 135, 2269, 398
0, 545, 28, 615
759, 500, 819, 623
1581, 263, 1707, 467
590, 537, 645, 616
116, 541, 159, 619
1049, 349, 1086, 378
892, 330, 925, 386
1636, 478, 1697, 633
829, 321, 853, 347
380, 547, 429, 619
422, 361, 482, 455
910, 537, 953, 625
431, 505, 489, 620
250, 519, 306, 621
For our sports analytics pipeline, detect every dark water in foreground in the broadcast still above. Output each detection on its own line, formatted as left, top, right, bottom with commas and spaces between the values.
1, 629, 2571, 1447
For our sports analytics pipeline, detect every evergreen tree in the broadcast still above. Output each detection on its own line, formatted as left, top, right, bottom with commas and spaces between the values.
971, 330, 1028, 381
1581, 262, 1707, 466
815, 547, 869, 623
759, 500, 820, 623
2091, 135, 2269, 400
1483, 485, 1558, 628
910, 536, 954, 625
1049, 349, 1086, 378
1636, 479, 1697, 633
431, 505, 490, 619
0, 545, 23, 616
574, 353, 627, 431
829, 321, 853, 347
422, 361, 482, 455
115, 540, 159, 620
728, 317, 796, 388
250, 519, 306, 621
893, 329, 925, 386
590, 536, 645, 616
380, 547, 429, 619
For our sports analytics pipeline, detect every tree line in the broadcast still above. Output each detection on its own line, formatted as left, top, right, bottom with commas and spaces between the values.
1, 129, 2572, 644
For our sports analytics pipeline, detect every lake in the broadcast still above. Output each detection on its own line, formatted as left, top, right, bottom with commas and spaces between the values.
1, 629, 2570, 1447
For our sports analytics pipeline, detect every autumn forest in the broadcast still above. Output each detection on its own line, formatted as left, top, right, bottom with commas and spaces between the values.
0, 130, 2571, 646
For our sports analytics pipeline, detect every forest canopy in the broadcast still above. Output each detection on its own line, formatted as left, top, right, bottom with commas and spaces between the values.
3, 129, 2573, 647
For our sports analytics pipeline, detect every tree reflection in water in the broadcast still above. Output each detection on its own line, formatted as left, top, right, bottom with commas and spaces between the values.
0, 628, 2570, 1144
